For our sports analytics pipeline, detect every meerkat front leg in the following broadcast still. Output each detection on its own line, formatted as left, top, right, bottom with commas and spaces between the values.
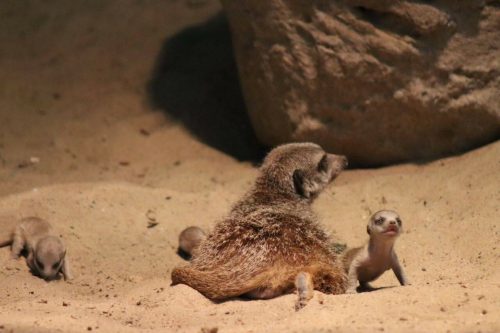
61, 255, 73, 281
10, 226, 25, 259
359, 281, 374, 291
295, 272, 314, 310
345, 257, 362, 294
391, 253, 409, 286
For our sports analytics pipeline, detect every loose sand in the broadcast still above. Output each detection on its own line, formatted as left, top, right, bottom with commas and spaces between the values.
0, 1, 499, 332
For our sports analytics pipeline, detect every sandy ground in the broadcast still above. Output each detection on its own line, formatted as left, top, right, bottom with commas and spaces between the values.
0, 1, 499, 332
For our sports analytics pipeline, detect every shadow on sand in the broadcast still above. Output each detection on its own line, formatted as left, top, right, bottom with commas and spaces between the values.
148, 12, 265, 162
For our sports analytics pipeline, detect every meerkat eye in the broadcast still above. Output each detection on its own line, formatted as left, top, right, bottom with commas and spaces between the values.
52, 262, 60, 270
396, 218, 402, 225
374, 217, 385, 225
36, 259, 44, 270
317, 154, 329, 172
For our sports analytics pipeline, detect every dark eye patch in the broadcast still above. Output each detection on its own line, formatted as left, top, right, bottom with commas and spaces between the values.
317, 154, 328, 172
374, 217, 385, 225
36, 258, 45, 270
52, 262, 61, 270
396, 218, 402, 225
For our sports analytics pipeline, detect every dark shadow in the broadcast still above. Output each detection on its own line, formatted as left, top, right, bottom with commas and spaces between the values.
148, 12, 266, 162
357, 285, 395, 293
176, 247, 191, 261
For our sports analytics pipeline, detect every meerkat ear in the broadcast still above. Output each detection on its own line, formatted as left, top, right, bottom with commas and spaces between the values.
366, 225, 371, 235
293, 169, 310, 198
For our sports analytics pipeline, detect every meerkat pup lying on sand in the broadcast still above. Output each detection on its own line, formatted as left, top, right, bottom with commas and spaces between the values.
0, 217, 72, 281
172, 143, 349, 310
342, 210, 409, 293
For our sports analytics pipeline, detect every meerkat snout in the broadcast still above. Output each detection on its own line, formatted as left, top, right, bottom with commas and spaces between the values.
330, 154, 348, 168
341, 156, 348, 168
327, 154, 348, 178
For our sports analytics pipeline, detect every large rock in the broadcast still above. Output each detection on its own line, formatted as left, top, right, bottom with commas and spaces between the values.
221, 0, 500, 166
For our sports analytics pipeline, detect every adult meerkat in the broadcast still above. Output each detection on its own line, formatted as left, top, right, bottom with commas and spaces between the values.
178, 226, 206, 258
342, 210, 409, 294
179, 226, 347, 259
172, 143, 348, 309
0, 217, 72, 281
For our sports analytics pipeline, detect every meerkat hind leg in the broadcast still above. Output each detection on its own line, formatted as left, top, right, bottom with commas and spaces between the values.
295, 272, 314, 310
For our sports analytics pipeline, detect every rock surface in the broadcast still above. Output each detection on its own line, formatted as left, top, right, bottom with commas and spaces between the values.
222, 0, 500, 166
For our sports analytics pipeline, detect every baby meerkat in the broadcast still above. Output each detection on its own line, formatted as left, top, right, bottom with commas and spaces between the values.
178, 226, 206, 258
172, 143, 349, 310
0, 217, 72, 281
342, 210, 409, 293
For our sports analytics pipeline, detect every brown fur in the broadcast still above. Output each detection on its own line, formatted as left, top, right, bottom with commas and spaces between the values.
171, 143, 348, 308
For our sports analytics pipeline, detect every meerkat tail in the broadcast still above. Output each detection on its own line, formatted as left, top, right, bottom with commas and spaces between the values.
171, 266, 265, 300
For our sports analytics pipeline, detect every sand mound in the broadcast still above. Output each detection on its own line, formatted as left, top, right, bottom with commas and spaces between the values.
1, 142, 498, 332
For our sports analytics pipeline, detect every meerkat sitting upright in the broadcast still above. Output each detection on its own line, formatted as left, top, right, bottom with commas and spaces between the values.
342, 210, 409, 294
0, 217, 72, 281
172, 143, 349, 310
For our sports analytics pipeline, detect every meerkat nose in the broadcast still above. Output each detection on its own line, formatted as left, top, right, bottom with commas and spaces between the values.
389, 220, 396, 225
341, 156, 348, 168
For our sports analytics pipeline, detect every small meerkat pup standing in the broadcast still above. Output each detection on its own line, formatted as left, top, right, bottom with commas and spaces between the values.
0, 217, 72, 281
342, 210, 409, 294
178, 226, 206, 258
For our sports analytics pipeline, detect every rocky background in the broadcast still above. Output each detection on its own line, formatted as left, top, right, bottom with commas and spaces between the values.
222, 0, 500, 166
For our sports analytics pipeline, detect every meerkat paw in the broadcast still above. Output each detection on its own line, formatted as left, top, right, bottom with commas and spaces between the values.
295, 298, 310, 311
345, 288, 357, 294
63, 273, 74, 281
